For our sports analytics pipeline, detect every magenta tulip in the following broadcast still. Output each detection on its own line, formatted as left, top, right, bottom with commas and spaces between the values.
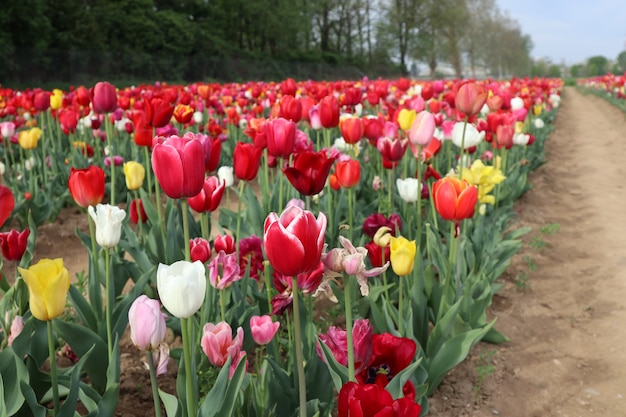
151, 132, 205, 199
90, 81, 118, 114
265, 117, 297, 159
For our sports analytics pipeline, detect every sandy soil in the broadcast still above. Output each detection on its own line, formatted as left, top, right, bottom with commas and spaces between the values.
4, 86, 626, 416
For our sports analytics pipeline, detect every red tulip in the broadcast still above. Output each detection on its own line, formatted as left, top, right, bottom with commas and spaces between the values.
280, 78, 297, 96
91, 81, 118, 114
455, 82, 487, 116
282, 151, 336, 196
151, 133, 205, 199
214, 234, 236, 254
263, 205, 327, 277
0, 229, 30, 262
335, 159, 361, 188
132, 112, 153, 147
432, 177, 478, 222
129, 198, 147, 224
265, 118, 297, 159
0, 185, 15, 228
68, 166, 105, 208
279, 95, 302, 122
365, 240, 390, 268
233, 142, 263, 181
356, 333, 418, 401
495, 123, 515, 149
190, 237, 212, 264
338, 382, 422, 417
363, 117, 384, 143
188, 176, 225, 212
33, 91, 51, 111
145, 97, 175, 128
59, 108, 79, 134
173, 104, 194, 124
319, 96, 340, 128
377, 136, 408, 167
75, 86, 91, 107
340, 117, 364, 145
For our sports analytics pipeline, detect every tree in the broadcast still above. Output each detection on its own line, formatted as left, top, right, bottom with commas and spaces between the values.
586, 55, 609, 76
616, 51, 626, 73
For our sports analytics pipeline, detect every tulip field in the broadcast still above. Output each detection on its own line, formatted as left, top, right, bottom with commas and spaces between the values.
0, 76, 563, 417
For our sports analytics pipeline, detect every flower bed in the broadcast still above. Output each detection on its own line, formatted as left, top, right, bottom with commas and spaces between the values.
0, 76, 562, 416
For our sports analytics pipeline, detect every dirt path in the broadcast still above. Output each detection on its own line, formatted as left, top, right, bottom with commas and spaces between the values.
429, 86, 626, 416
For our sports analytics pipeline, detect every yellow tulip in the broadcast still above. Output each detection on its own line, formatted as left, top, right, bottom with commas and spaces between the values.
18, 258, 70, 321
460, 159, 505, 205
123, 161, 146, 191
18, 127, 43, 150
397, 108, 416, 131
50, 89, 63, 110
389, 236, 417, 276
532, 104, 543, 116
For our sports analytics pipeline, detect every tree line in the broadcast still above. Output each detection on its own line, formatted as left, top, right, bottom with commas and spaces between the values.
1, 0, 534, 86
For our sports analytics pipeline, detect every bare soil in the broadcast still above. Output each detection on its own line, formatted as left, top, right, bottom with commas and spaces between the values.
4, 86, 626, 416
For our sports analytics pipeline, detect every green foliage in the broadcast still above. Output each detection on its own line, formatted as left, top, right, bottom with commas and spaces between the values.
473, 349, 496, 402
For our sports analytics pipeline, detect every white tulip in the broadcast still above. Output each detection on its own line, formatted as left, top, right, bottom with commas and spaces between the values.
533, 118, 545, 129
451, 122, 484, 149
0, 161, 5, 176
193, 111, 204, 124
88, 204, 126, 249
513, 133, 530, 146
396, 177, 421, 203
510, 97, 524, 111
157, 261, 206, 318
217, 166, 234, 188
24, 156, 36, 171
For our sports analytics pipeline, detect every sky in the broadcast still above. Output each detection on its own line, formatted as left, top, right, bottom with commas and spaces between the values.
497, 0, 626, 65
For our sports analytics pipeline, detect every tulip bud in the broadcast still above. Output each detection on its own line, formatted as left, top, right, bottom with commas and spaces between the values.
389, 236, 417, 276
128, 295, 167, 351
123, 161, 145, 191
18, 258, 70, 321
157, 260, 206, 318
250, 315, 280, 345
8, 315, 24, 346
88, 204, 126, 249
190, 238, 212, 263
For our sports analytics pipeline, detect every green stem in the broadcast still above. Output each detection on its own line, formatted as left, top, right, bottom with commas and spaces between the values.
146, 350, 163, 417
40, 114, 48, 188
105, 249, 113, 359
381, 250, 390, 301
387, 168, 393, 213
278, 158, 284, 210
344, 276, 356, 382
348, 187, 354, 240
87, 214, 100, 305
134, 190, 144, 244
263, 149, 270, 213
447, 222, 458, 289
154, 180, 166, 253
263, 262, 273, 315
398, 275, 404, 335
219, 289, 226, 322
291, 276, 307, 417
458, 117, 468, 180
105, 117, 116, 205
415, 146, 423, 273
47, 320, 60, 415
180, 317, 196, 417
455, 222, 463, 301
144, 146, 154, 199
182, 199, 191, 261
236, 180, 246, 255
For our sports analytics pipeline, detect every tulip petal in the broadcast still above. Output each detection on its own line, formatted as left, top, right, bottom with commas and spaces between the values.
434, 181, 458, 221
456, 185, 478, 220
264, 221, 305, 276
152, 144, 184, 199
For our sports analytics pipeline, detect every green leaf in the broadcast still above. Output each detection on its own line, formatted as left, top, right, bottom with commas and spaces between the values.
426, 321, 495, 395
385, 357, 422, 400
481, 327, 510, 344
54, 320, 108, 393
317, 337, 349, 392
58, 345, 94, 417
158, 389, 181, 417
19, 380, 46, 417
68, 284, 98, 331
0, 348, 28, 415
198, 355, 247, 417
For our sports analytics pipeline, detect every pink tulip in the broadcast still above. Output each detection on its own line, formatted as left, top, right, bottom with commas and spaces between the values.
8, 315, 24, 346
208, 250, 241, 290
128, 295, 167, 351
408, 111, 435, 159
250, 315, 280, 345
91, 81, 118, 114
151, 132, 205, 199
201, 321, 244, 367
455, 82, 487, 116
317, 318, 373, 373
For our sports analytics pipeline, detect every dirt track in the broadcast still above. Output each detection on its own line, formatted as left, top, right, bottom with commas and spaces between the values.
429, 86, 626, 416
